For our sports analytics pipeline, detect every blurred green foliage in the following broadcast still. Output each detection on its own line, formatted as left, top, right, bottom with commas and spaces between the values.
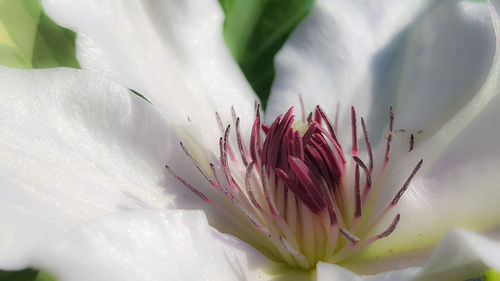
219, 0, 314, 107
485, 269, 500, 281
0, 269, 56, 281
0, 0, 78, 69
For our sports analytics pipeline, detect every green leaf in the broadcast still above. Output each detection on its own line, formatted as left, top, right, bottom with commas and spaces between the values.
0, 269, 57, 281
31, 11, 79, 68
0, 269, 38, 281
0, 0, 41, 68
219, 0, 314, 108
485, 269, 500, 281
0, 0, 79, 69
34, 271, 57, 281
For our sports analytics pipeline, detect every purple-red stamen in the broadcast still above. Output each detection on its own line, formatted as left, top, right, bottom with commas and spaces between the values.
166, 103, 423, 269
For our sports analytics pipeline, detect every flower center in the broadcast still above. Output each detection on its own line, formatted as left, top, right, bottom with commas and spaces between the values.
166, 103, 422, 269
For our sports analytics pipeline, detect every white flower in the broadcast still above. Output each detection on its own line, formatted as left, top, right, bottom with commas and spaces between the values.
0, 0, 499, 280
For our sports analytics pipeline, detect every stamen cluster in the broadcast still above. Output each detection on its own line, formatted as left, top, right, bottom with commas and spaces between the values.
166, 103, 422, 269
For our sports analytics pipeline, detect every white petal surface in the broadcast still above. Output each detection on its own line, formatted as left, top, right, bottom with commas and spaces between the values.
414, 228, 500, 281
359, 1, 500, 260
366, 88, 500, 263
318, 263, 422, 281
41, 0, 257, 143
319, 229, 500, 280
34, 210, 272, 281
0, 67, 180, 268
269, 0, 495, 146
268, 0, 434, 121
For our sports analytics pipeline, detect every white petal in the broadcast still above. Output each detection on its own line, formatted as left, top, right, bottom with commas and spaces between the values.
33, 210, 272, 281
268, 0, 435, 123
318, 263, 422, 281
0, 67, 182, 268
319, 229, 500, 280
41, 0, 257, 138
413, 228, 500, 281
390, 0, 496, 142
361, 1, 500, 258
268, 0, 495, 146
366, 89, 500, 261
317, 263, 359, 281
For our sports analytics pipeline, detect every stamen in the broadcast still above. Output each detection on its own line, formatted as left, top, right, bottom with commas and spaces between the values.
383, 107, 394, 168
215, 111, 224, 133
360, 117, 373, 173
165, 164, 212, 203
351, 106, 358, 157
376, 214, 400, 239
167, 103, 423, 269
354, 164, 362, 218
339, 228, 360, 245
316, 105, 341, 149
409, 134, 415, 152
179, 141, 218, 188
391, 159, 423, 206
367, 159, 423, 232
235, 117, 249, 166
245, 162, 265, 213
353, 156, 372, 187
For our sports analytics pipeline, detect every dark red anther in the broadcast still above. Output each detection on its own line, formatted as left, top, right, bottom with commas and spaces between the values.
262, 124, 270, 134
351, 106, 358, 157
288, 156, 326, 212
250, 113, 262, 165
235, 117, 249, 166
276, 168, 323, 213
352, 156, 371, 187
384, 107, 395, 166
316, 105, 340, 146
261, 113, 281, 168
354, 164, 361, 218
409, 134, 414, 152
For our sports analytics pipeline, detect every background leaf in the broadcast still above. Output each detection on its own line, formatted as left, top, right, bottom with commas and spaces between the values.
219, 0, 314, 107
0, 0, 78, 69
0, 269, 56, 281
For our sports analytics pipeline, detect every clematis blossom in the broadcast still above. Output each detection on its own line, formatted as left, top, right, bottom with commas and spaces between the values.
0, 0, 499, 280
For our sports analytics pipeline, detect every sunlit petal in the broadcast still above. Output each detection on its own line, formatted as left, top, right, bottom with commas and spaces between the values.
41, 0, 257, 142
34, 210, 272, 281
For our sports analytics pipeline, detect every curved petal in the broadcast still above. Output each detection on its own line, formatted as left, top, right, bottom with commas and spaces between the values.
357, 1, 500, 259
364, 88, 500, 262
268, 0, 435, 121
0, 67, 183, 268
318, 262, 421, 281
413, 228, 500, 281
318, 229, 500, 280
41, 0, 257, 139
268, 0, 495, 146
33, 210, 272, 281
